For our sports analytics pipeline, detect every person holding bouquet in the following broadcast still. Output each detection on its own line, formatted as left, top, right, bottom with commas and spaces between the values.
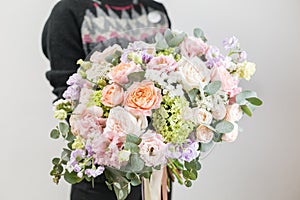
42, 0, 171, 199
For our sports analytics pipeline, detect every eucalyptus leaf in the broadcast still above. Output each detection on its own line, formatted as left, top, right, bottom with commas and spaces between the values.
200, 141, 214, 153
215, 121, 234, 133
236, 90, 257, 105
168, 32, 186, 47
246, 97, 263, 106
187, 88, 199, 103
65, 132, 76, 142
61, 148, 71, 162
127, 71, 146, 83
126, 134, 142, 145
205, 81, 222, 95
64, 171, 83, 184
59, 122, 69, 136
52, 158, 60, 165
130, 154, 144, 172
124, 143, 139, 153
130, 177, 142, 186
164, 29, 174, 42
193, 28, 207, 42
241, 105, 253, 117
185, 180, 192, 187
50, 129, 60, 139
156, 39, 169, 51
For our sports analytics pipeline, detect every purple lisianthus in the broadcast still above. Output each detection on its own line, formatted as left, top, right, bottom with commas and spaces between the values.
206, 47, 225, 68
85, 145, 93, 157
85, 166, 105, 178
223, 36, 239, 50
181, 141, 199, 162
63, 85, 81, 101
142, 53, 153, 64
70, 149, 86, 163
73, 164, 81, 173
166, 143, 182, 159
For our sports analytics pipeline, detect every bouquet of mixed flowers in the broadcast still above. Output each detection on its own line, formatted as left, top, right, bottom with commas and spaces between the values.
49, 28, 262, 200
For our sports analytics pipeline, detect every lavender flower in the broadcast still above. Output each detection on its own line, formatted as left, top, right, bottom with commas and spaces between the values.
142, 53, 153, 64
223, 36, 239, 50
166, 144, 182, 159
85, 166, 105, 178
206, 47, 225, 68
66, 74, 85, 87
70, 149, 86, 163
73, 164, 81, 173
63, 85, 81, 101
181, 141, 199, 162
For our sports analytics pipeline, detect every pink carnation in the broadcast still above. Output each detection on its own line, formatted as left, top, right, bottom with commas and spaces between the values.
210, 66, 241, 98
139, 131, 167, 167
69, 105, 106, 139
180, 36, 209, 58
108, 62, 142, 84
147, 55, 177, 73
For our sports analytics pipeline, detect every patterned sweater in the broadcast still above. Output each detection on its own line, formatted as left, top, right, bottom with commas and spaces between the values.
42, 0, 171, 99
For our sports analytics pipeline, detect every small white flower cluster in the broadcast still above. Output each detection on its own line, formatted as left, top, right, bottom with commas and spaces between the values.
86, 62, 112, 82
145, 70, 184, 98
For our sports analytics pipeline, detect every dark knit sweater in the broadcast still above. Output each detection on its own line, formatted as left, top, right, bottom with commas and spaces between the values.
42, 0, 171, 99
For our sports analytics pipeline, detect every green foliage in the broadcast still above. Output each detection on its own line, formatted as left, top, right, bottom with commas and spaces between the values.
58, 122, 69, 137
236, 90, 257, 105
241, 105, 253, 117
126, 134, 142, 145
215, 120, 234, 133
127, 72, 146, 83
64, 171, 83, 184
205, 81, 222, 95
246, 97, 263, 106
200, 141, 214, 152
193, 28, 207, 42
50, 129, 60, 139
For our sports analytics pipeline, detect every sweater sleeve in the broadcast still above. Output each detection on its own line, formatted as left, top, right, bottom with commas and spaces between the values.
42, 0, 86, 99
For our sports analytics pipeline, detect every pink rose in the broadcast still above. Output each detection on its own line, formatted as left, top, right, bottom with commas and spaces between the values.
90, 44, 122, 64
180, 36, 209, 58
70, 105, 106, 139
225, 104, 243, 122
108, 62, 142, 84
147, 55, 177, 73
139, 131, 167, 167
196, 125, 214, 143
221, 122, 239, 142
101, 83, 124, 107
210, 66, 241, 98
123, 81, 162, 116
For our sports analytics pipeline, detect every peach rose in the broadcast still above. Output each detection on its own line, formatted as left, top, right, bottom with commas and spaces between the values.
101, 83, 124, 107
221, 122, 239, 142
180, 36, 209, 58
196, 125, 214, 143
123, 81, 162, 116
210, 66, 241, 98
108, 62, 142, 84
225, 104, 243, 122
193, 108, 213, 125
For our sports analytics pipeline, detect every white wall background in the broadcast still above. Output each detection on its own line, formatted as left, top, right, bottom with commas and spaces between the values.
0, 0, 299, 199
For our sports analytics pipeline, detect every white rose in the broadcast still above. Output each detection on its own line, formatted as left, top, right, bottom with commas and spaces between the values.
212, 103, 226, 120
225, 104, 243, 122
193, 108, 213, 125
221, 122, 239, 142
178, 57, 210, 91
79, 87, 93, 105
90, 44, 123, 64
196, 125, 214, 143
105, 106, 147, 136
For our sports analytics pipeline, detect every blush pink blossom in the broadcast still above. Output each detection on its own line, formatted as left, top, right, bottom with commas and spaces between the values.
180, 36, 209, 58
70, 105, 106, 139
210, 66, 241, 98
90, 44, 122, 64
108, 62, 142, 84
139, 131, 167, 167
147, 55, 177, 73
101, 83, 124, 107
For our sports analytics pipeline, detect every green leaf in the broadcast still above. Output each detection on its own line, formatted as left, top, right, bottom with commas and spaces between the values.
130, 154, 144, 172
156, 39, 169, 51
236, 90, 257, 105
127, 71, 146, 83
184, 161, 197, 170
64, 171, 83, 184
205, 81, 222, 95
124, 143, 139, 153
164, 29, 174, 42
182, 169, 197, 180
193, 28, 207, 42
246, 97, 263, 106
200, 141, 214, 153
65, 132, 76, 142
168, 32, 186, 47
105, 181, 113, 191
187, 88, 199, 103
126, 134, 142, 145
241, 105, 253, 117
52, 158, 60, 165
59, 122, 69, 137
50, 129, 60, 139
215, 121, 234, 133
184, 180, 192, 187
130, 176, 142, 186
61, 148, 71, 163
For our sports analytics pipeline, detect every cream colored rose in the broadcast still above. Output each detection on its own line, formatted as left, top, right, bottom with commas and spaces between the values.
212, 103, 226, 120
105, 106, 147, 136
193, 108, 213, 125
221, 122, 239, 142
225, 104, 243, 122
178, 57, 210, 91
196, 125, 214, 143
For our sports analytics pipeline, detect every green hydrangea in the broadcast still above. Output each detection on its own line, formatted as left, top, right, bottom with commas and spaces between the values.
156, 48, 181, 61
88, 90, 110, 118
152, 95, 195, 144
